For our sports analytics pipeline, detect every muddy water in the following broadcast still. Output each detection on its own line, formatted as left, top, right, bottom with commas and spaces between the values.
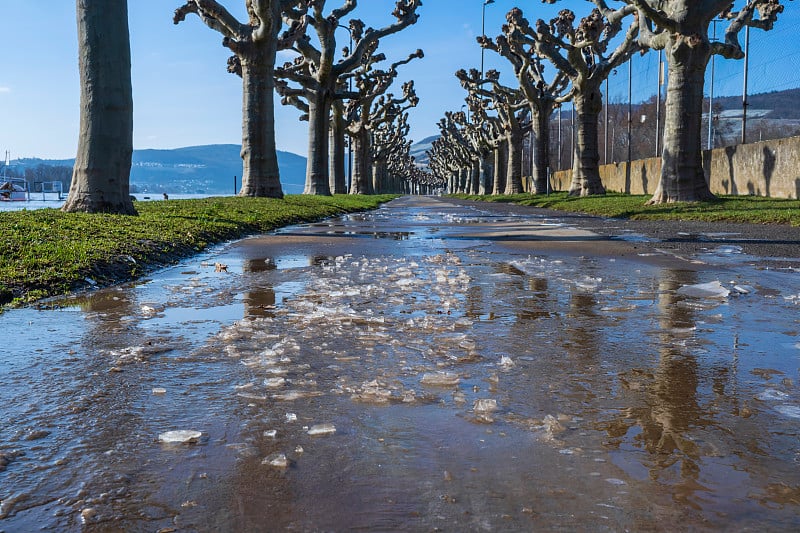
2, 196, 800, 531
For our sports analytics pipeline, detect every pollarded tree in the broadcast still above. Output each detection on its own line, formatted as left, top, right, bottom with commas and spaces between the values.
63, 0, 137, 215
457, 68, 529, 194
174, 0, 306, 198
479, 7, 572, 195
543, 0, 785, 203
280, 0, 422, 195
529, 2, 639, 196
633, 0, 785, 203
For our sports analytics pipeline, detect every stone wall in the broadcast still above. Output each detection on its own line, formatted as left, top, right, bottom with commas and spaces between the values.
549, 135, 800, 199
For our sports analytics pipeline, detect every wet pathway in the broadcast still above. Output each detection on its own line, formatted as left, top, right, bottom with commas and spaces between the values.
2, 196, 800, 531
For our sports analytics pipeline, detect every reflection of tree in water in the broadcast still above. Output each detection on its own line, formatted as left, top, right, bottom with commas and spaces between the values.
242, 258, 277, 319
600, 270, 709, 505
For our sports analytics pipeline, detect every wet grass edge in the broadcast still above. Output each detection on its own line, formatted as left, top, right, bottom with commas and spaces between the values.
0, 195, 398, 310
451, 192, 800, 226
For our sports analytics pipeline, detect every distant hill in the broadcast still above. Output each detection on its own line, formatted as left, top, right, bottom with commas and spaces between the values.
410, 135, 437, 167
12, 144, 307, 194
711, 88, 800, 119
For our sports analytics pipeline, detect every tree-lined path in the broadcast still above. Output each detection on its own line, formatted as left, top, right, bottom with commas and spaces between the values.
3, 197, 800, 530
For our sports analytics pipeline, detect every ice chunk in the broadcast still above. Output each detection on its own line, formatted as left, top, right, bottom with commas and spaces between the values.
285, 413, 298, 422
473, 399, 498, 414
308, 423, 337, 436
498, 356, 515, 369
152, 387, 166, 395
159, 430, 202, 444
775, 405, 800, 419
264, 430, 277, 438
262, 452, 288, 468
264, 377, 286, 388
420, 372, 461, 387
757, 389, 789, 401
677, 281, 730, 299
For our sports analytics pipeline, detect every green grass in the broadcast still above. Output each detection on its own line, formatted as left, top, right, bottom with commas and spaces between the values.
0, 195, 397, 308
452, 192, 800, 226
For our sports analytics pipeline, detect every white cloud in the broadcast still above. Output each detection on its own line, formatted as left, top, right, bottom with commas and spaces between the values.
0, 87, 10, 94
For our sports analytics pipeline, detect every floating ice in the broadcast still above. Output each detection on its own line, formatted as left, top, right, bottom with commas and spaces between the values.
262, 453, 288, 468
775, 405, 800, 419
285, 413, 298, 422
264, 377, 286, 388
308, 423, 337, 436
420, 372, 461, 387
264, 430, 277, 438
757, 389, 789, 401
473, 399, 498, 414
498, 356, 515, 369
677, 281, 730, 299
605, 478, 626, 486
158, 430, 202, 444
152, 387, 166, 395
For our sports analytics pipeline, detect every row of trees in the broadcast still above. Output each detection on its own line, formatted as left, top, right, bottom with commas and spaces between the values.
428, 0, 786, 204
64, 0, 430, 216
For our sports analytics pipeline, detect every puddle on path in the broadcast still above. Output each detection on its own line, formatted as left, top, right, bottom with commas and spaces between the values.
2, 196, 800, 530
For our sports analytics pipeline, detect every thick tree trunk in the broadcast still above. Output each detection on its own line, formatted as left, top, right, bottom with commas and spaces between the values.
569, 88, 605, 196
64, 0, 136, 215
329, 102, 347, 194
479, 153, 493, 195
304, 93, 332, 195
349, 130, 373, 195
469, 161, 480, 195
648, 38, 716, 204
531, 107, 551, 195
492, 141, 507, 195
372, 160, 388, 194
239, 53, 283, 198
504, 130, 524, 195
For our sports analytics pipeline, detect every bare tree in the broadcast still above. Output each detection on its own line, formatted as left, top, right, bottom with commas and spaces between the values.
479, 7, 572, 195
280, 0, 422, 195
63, 0, 137, 215
631, 0, 785, 203
174, 0, 306, 198
532, 2, 639, 196
457, 69, 530, 194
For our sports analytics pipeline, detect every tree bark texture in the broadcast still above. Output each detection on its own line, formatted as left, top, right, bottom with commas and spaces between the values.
64, 0, 136, 215
349, 130, 373, 195
493, 141, 507, 196
329, 102, 347, 194
504, 130, 524, 195
240, 52, 283, 198
648, 36, 715, 204
479, 153, 493, 195
304, 93, 332, 195
569, 88, 605, 196
531, 107, 552, 195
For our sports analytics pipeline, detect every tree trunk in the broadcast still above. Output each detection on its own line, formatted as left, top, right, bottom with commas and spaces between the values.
372, 160, 388, 194
469, 161, 480, 195
492, 141, 507, 195
349, 130, 373, 194
329, 102, 347, 194
531, 106, 552, 195
304, 93, 332, 195
648, 37, 716, 204
569, 88, 605, 196
504, 129, 523, 195
239, 51, 284, 198
63, 0, 136, 215
479, 153, 493, 195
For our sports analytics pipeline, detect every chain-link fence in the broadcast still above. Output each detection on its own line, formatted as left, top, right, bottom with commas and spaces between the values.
543, 15, 800, 173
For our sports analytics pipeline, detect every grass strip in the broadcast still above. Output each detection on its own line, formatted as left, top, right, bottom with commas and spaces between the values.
452, 192, 800, 226
0, 195, 397, 308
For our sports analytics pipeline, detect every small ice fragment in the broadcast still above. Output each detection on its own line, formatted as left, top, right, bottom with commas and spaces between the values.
307, 423, 337, 436
420, 372, 461, 387
757, 389, 789, 401
605, 478, 626, 486
285, 413, 297, 422
264, 377, 286, 388
152, 387, 166, 395
775, 405, 800, 419
498, 356, 515, 369
732, 285, 754, 295
295, 446, 304, 454
264, 430, 277, 438
473, 399, 498, 414
677, 281, 730, 299
262, 452, 288, 468
141, 305, 156, 316
158, 430, 202, 444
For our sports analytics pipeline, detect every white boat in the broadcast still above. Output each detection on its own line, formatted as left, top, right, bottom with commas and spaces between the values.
0, 150, 28, 201
0, 177, 29, 201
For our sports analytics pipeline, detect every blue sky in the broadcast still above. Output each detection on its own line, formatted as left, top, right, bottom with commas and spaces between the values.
1, 1, 798, 160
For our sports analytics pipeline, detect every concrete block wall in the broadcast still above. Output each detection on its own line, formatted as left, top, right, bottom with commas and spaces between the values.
549, 135, 800, 199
